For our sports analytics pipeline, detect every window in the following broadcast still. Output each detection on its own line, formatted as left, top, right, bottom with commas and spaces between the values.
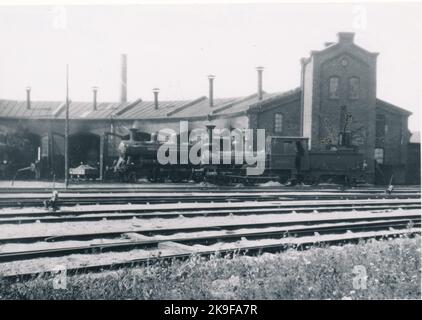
349, 77, 360, 99
329, 77, 340, 99
274, 113, 283, 133
374, 148, 384, 164
375, 114, 386, 146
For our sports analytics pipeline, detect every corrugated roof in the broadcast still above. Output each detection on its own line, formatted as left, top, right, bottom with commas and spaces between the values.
118, 100, 189, 119
54, 101, 129, 119
0, 100, 61, 118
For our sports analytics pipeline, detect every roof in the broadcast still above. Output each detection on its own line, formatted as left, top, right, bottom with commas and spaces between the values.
410, 131, 420, 144
0, 89, 301, 121
302, 32, 379, 67
376, 99, 412, 116
0, 100, 60, 119
0, 88, 411, 122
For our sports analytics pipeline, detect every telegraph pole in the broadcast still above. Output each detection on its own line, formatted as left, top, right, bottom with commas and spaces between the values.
64, 64, 69, 189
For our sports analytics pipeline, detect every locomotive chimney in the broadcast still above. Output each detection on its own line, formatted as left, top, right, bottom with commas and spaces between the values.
208, 75, 215, 107
92, 86, 98, 111
120, 54, 127, 103
129, 128, 138, 141
256, 66, 264, 100
26, 86, 31, 109
153, 88, 160, 109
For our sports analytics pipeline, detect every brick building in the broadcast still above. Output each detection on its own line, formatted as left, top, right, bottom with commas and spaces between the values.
0, 32, 417, 184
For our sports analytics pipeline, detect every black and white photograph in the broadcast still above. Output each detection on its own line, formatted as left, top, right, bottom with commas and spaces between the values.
0, 0, 420, 306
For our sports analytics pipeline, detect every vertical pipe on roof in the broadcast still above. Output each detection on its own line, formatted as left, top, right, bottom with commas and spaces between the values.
26, 87, 31, 109
208, 75, 215, 107
153, 88, 160, 109
256, 66, 264, 100
120, 54, 127, 103
92, 86, 98, 111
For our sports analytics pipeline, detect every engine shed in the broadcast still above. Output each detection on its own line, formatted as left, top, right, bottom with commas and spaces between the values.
0, 32, 417, 184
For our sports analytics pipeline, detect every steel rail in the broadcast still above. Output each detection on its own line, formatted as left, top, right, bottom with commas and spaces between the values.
0, 198, 419, 219
0, 185, 419, 194
0, 202, 419, 225
0, 192, 419, 208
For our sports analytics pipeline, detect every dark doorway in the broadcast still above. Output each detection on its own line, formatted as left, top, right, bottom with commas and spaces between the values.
69, 133, 100, 168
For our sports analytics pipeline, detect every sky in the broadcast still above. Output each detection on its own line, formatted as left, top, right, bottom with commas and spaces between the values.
0, 2, 421, 131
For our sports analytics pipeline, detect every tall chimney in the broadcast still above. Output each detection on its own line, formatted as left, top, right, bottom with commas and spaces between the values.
92, 86, 98, 111
120, 54, 127, 103
153, 88, 160, 109
26, 86, 31, 109
208, 75, 215, 107
256, 66, 264, 100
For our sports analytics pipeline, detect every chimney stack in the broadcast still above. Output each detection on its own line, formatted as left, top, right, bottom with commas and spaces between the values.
26, 86, 31, 109
120, 54, 127, 103
337, 32, 355, 44
153, 88, 160, 109
208, 75, 215, 107
92, 86, 98, 111
256, 66, 264, 100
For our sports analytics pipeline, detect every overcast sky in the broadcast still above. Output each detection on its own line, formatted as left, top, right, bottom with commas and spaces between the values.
0, 3, 420, 130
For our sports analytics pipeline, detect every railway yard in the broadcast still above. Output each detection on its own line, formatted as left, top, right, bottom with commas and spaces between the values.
0, 182, 420, 284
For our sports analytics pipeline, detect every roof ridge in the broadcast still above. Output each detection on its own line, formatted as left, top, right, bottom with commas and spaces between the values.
52, 101, 67, 117
247, 87, 301, 111
113, 98, 143, 117
210, 93, 259, 115
166, 96, 207, 117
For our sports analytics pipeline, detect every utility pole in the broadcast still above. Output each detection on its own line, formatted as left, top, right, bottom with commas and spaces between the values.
64, 64, 69, 189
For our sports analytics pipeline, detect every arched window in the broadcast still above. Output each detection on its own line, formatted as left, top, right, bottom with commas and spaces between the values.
349, 77, 360, 99
274, 113, 283, 133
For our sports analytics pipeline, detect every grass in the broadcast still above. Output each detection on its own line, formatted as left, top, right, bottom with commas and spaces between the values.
0, 235, 420, 300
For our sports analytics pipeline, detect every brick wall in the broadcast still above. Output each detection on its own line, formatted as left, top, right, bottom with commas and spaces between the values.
255, 98, 301, 137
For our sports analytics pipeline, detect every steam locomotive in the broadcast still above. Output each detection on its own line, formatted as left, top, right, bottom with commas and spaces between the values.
111, 127, 367, 185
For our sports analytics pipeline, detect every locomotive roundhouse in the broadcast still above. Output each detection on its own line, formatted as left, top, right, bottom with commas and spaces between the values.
0, 32, 418, 184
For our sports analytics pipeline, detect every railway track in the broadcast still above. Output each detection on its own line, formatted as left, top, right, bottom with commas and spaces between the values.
0, 227, 419, 281
0, 198, 420, 224
0, 198, 420, 280
0, 184, 420, 193
0, 190, 420, 208
0, 186, 419, 281
0, 218, 419, 264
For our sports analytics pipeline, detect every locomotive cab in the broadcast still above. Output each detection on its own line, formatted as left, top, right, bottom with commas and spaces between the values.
266, 136, 310, 183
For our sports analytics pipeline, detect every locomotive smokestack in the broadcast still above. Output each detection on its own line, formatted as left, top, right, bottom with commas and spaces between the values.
92, 86, 98, 111
120, 54, 127, 103
26, 86, 31, 109
153, 88, 160, 109
129, 128, 138, 141
208, 75, 215, 107
256, 66, 264, 100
